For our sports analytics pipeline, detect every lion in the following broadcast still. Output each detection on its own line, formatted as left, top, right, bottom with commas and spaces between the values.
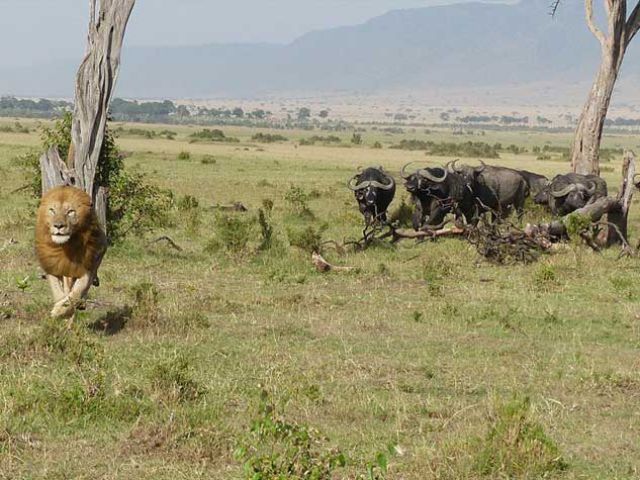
35, 185, 107, 320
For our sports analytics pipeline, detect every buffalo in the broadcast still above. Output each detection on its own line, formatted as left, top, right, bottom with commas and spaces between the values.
450, 160, 529, 221
534, 173, 607, 215
518, 170, 549, 197
348, 166, 396, 225
402, 163, 476, 229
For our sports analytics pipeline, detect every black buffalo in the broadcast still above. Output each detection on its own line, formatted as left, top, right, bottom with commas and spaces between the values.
534, 173, 607, 215
450, 160, 529, 221
402, 163, 476, 229
348, 166, 396, 225
518, 170, 549, 197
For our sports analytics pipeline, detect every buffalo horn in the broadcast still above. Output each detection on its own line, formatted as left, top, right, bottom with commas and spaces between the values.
550, 183, 576, 197
417, 167, 448, 183
348, 176, 372, 191
369, 177, 395, 191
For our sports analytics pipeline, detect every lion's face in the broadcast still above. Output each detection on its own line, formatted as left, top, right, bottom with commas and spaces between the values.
38, 186, 92, 245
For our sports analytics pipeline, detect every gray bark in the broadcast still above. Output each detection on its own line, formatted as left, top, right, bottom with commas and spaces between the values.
40, 0, 135, 230
40, 147, 76, 194
606, 150, 636, 244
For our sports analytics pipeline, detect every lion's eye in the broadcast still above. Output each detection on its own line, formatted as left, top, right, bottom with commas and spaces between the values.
67, 210, 76, 217
48, 208, 55, 216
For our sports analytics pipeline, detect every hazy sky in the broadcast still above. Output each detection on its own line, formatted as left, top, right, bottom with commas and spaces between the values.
0, 0, 486, 67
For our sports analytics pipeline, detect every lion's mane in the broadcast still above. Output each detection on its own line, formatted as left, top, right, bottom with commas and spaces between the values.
35, 186, 106, 279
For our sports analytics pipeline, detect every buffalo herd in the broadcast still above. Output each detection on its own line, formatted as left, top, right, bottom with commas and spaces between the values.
348, 161, 608, 230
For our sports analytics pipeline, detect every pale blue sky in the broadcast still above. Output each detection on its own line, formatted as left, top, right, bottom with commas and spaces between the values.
0, 0, 504, 67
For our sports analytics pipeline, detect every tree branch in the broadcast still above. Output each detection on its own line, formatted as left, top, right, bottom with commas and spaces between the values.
626, 1, 640, 44
585, 0, 607, 47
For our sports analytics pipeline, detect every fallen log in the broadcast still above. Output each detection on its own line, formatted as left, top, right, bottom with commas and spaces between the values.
390, 226, 466, 242
541, 150, 636, 251
312, 252, 355, 273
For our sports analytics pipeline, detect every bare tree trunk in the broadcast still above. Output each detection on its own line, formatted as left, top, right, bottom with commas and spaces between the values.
606, 150, 636, 245
571, 0, 640, 175
571, 56, 623, 175
40, 0, 136, 231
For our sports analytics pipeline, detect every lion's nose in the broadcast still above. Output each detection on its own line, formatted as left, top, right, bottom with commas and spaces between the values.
53, 222, 65, 230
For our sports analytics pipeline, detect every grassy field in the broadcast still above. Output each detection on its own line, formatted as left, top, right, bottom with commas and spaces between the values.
1, 117, 640, 479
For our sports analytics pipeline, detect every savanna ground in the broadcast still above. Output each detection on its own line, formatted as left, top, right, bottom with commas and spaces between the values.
1, 117, 640, 479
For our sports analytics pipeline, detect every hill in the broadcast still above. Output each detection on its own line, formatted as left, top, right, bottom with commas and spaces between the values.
1, 0, 639, 101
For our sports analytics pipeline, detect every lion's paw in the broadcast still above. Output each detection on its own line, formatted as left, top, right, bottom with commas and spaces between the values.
51, 298, 75, 319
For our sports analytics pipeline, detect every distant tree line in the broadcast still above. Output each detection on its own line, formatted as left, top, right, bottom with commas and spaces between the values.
0, 96, 72, 118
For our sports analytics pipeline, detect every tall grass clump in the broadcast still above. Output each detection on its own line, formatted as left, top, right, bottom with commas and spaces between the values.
151, 351, 205, 403
473, 396, 567, 478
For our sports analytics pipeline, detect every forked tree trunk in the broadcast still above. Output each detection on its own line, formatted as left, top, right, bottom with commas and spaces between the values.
40, 0, 136, 231
571, 0, 640, 175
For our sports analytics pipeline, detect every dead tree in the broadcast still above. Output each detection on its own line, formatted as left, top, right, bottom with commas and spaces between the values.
40, 0, 136, 229
38, 0, 135, 318
555, 0, 640, 175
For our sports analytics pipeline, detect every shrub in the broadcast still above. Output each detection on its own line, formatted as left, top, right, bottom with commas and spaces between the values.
532, 264, 558, 292
284, 185, 314, 217
177, 150, 191, 161
390, 139, 500, 158
107, 168, 174, 242
207, 213, 255, 254
189, 128, 239, 143
251, 132, 288, 143
234, 390, 346, 479
287, 225, 325, 253
201, 155, 217, 165
351, 133, 363, 145
372, 141, 383, 149
299, 135, 342, 146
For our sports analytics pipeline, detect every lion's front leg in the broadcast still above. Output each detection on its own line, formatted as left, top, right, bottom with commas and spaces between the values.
47, 275, 66, 303
51, 273, 93, 320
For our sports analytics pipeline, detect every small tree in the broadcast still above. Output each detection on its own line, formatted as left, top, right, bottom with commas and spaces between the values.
298, 107, 311, 121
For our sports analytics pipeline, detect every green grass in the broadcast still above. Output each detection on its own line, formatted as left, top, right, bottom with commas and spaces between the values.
1, 119, 640, 478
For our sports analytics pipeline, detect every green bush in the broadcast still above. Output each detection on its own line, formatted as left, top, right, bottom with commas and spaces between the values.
251, 132, 288, 143
284, 185, 314, 218
189, 128, 239, 143
207, 213, 256, 254
287, 225, 325, 253
234, 390, 346, 479
390, 139, 500, 158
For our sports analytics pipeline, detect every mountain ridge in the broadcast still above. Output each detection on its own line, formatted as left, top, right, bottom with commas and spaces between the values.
0, 0, 638, 102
